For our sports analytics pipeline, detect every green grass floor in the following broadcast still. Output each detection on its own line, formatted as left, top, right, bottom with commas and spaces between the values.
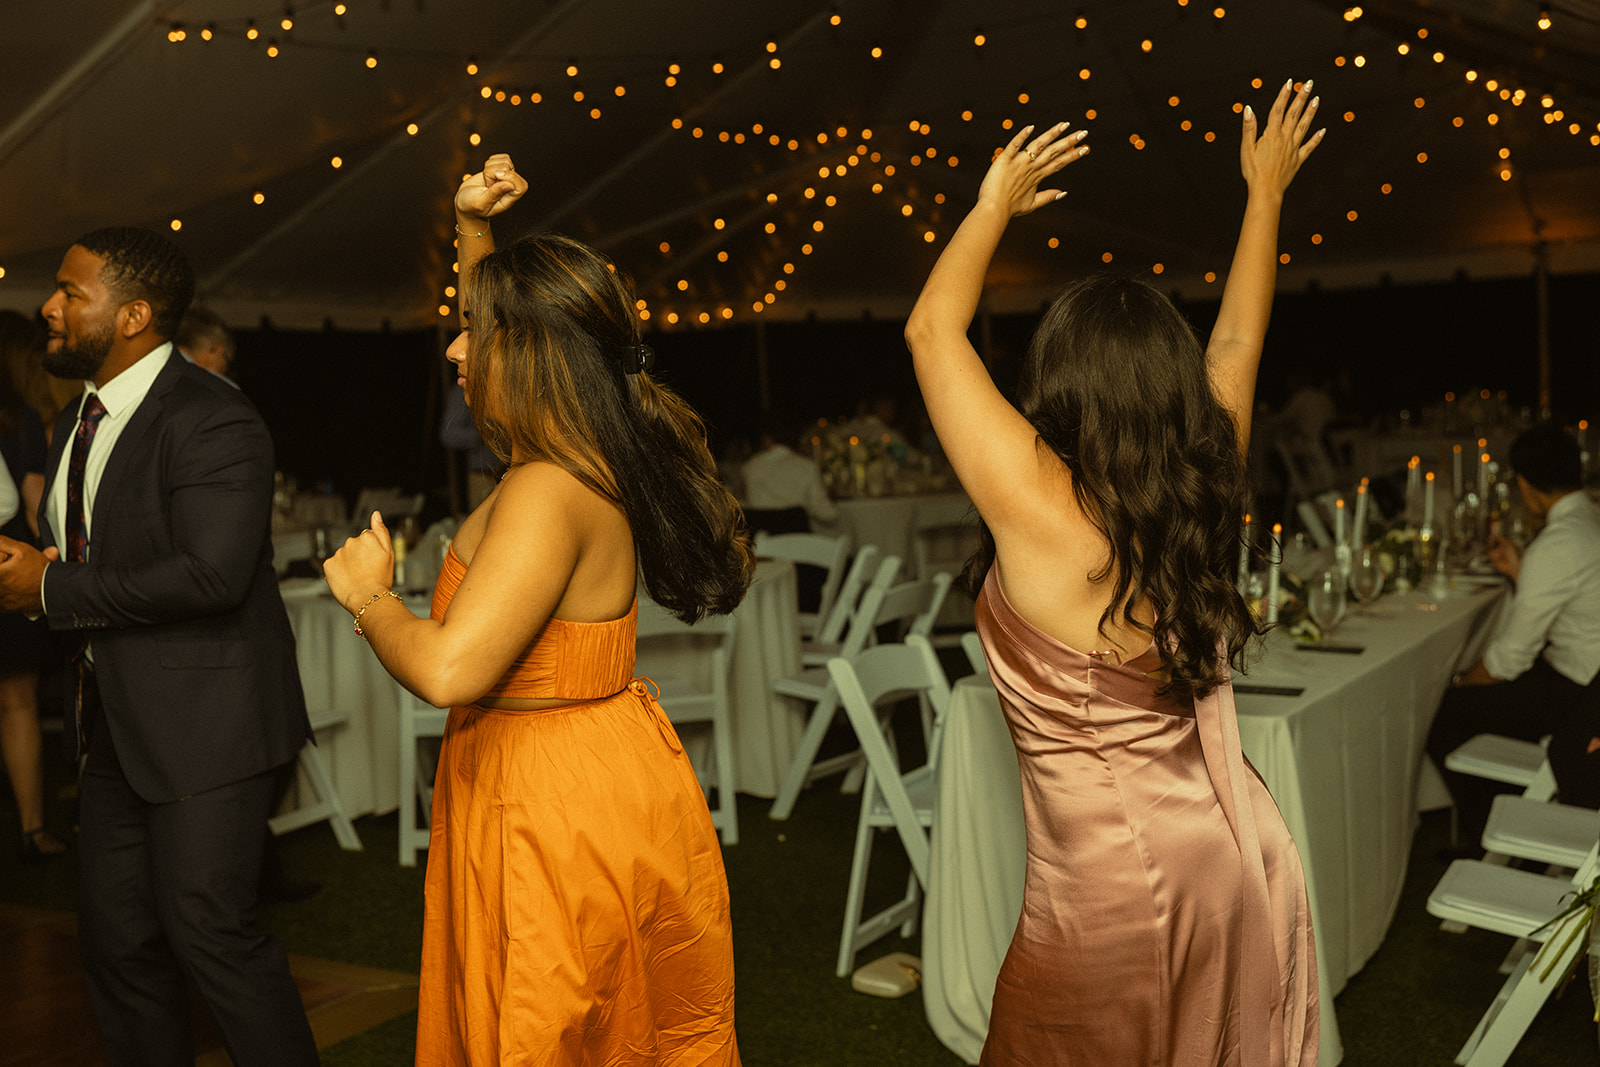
3, 731, 1598, 1064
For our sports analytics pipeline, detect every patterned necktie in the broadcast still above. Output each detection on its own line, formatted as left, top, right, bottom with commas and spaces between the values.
65, 394, 108, 563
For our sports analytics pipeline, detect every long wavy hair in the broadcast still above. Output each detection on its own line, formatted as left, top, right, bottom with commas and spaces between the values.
963, 274, 1261, 696
463, 233, 753, 622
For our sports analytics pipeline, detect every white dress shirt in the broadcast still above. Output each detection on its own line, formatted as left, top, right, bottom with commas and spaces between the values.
742, 444, 839, 524
1483, 491, 1600, 685
41, 344, 173, 616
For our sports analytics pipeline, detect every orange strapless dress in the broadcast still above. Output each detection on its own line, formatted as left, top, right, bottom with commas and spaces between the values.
416, 547, 740, 1065
977, 566, 1317, 1067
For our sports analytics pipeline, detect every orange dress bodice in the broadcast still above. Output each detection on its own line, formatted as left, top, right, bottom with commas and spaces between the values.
429, 544, 636, 702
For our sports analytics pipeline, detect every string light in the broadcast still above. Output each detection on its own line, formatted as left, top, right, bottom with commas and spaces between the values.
154, 8, 1599, 324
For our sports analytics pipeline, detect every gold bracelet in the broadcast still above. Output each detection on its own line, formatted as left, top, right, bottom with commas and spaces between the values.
454, 223, 487, 238
353, 589, 402, 639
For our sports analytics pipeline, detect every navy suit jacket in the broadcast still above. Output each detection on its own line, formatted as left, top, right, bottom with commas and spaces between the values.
40, 353, 310, 803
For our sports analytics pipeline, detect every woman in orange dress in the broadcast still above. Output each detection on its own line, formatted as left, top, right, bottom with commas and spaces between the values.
325, 154, 752, 1064
905, 83, 1324, 1064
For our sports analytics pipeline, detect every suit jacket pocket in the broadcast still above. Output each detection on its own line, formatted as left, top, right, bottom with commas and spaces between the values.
156, 638, 252, 669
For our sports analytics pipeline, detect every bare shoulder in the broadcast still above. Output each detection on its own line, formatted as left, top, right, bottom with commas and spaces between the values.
494, 461, 620, 521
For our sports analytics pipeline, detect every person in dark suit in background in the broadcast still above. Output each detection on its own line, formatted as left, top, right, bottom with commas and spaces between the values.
0, 228, 317, 1066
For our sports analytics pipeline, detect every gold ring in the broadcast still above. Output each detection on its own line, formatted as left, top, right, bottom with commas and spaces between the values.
1027, 149, 1037, 161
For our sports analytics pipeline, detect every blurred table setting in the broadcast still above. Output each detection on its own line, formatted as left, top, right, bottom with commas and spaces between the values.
922, 572, 1510, 1066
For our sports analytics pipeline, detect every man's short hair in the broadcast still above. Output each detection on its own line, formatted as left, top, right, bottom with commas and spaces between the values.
1509, 423, 1583, 494
173, 306, 235, 363
74, 227, 194, 341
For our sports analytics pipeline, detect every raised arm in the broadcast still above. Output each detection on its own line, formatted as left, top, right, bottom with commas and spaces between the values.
1208, 79, 1324, 457
453, 152, 528, 325
903, 123, 1088, 528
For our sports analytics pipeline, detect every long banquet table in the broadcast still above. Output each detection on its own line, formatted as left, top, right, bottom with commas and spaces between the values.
277, 558, 804, 821
922, 579, 1508, 1065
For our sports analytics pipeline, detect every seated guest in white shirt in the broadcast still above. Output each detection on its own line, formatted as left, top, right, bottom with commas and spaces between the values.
1427, 423, 1600, 842
742, 412, 838, 534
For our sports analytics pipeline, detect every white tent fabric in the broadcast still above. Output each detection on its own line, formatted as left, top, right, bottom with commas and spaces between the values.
3, 0, 1599, 330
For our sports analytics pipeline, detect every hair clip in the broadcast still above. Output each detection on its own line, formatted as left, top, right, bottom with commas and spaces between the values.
617, 343, 654, 374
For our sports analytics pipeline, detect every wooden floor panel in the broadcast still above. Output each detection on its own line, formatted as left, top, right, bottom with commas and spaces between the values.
0, 904, 418, 1066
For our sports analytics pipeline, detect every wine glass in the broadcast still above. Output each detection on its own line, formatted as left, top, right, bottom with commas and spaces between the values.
1307, 567, 1348, 638
309, 528, 331, 577
1348, 548, 1383, 612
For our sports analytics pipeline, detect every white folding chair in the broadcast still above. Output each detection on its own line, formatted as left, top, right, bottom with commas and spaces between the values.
269, 708, 362, 850
397, 684, 449, 867
910, 498, 977, 639
802, 545, 880, 667
768, 560, 955, 820
768, 555, 900, 819
1446, 734, 1553, 801
753, 531, 851, 640
635, 599, 741, 845
1482, 795, 1600, 870
960, 631, 988, 678
1426, 840, 1600, 1066
829, 635, 953, 976
1439, 740, 1556, 931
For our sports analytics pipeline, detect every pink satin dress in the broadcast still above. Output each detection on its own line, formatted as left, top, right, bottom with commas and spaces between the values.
977, 566, 1318, 1067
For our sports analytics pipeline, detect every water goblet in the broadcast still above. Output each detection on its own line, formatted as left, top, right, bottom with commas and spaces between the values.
1307, 567, 1348, 638
1348, 548, 1383, 612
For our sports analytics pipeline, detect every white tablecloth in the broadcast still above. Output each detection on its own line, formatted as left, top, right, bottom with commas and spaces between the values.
817, 491, 972, 576
923, 580, 1508, 1065
279, 581, 424, 818
281, 560, 804, 817
634, 559, 805, 797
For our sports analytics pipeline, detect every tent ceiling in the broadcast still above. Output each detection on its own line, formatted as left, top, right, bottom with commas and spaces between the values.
3, 0, 1600, 330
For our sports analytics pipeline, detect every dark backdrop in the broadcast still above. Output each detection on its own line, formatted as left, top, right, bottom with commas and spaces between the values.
229, 269, 1600, 516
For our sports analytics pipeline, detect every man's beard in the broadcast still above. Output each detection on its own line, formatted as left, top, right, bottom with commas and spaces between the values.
42, 322, 114, 379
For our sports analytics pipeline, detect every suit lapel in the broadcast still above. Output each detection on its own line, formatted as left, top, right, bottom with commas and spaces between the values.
93, 355, 185, 525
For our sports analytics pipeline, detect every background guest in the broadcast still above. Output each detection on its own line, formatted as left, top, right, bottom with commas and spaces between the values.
1427, 423, 1600, 843
1, 310, 80, 443
742, 409, 837, 535
174, 306, 238, 384
0, 325, 62, 860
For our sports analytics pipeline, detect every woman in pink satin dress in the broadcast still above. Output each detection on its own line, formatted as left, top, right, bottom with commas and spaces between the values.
905, 81, 1326, 1065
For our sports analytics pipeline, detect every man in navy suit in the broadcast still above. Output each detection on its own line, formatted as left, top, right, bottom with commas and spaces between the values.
0, 228, 317, 1066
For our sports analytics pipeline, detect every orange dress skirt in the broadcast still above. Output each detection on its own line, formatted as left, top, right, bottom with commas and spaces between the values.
416, 548, 740, 1065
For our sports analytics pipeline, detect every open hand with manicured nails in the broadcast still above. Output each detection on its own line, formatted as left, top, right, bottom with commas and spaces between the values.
977, 122, 1091, 220
1241, 78, 1325, 197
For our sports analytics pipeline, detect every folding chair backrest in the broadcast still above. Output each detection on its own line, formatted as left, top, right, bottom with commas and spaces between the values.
815, 545, 880, 646
872, 572, 953, 640
634, 599, 740, 843
826, 636, 952, 879
837, 555, 903, 660
635, 598, 739, 670
754, 531, 852, 631
960, 631, 988, 677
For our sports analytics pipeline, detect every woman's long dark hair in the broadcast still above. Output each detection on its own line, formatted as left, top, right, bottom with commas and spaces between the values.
963, 274, 1261, 696
464, 233, 753, 622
